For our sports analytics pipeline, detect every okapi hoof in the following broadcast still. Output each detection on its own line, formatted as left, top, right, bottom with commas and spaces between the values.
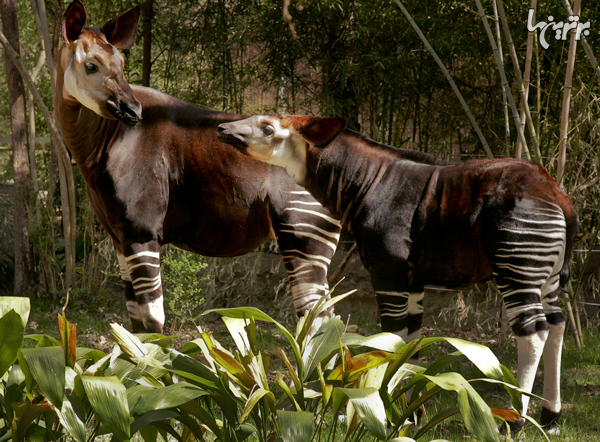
541, 407, 561, 435
500, 417, 525, 437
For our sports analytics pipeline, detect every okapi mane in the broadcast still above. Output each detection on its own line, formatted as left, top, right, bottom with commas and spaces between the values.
342, 129, 447, 166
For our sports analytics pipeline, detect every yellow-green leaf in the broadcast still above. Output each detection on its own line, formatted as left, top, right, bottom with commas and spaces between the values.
80, 375, 131, 441
19, 346, 65, 409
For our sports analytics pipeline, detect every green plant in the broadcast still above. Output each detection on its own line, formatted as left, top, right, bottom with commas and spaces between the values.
160, 244, 208, 328
0, 295, 546, 441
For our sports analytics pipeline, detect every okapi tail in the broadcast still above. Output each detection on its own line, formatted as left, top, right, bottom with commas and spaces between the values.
559, 199, 579, 291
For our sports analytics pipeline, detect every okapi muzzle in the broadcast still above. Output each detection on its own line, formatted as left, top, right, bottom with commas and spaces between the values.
105, 91, 141, 127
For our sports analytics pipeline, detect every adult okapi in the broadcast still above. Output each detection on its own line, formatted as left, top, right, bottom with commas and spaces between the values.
56, 2, 341, 334
217, 114, 578, 431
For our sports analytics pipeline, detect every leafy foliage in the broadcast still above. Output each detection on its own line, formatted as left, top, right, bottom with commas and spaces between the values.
0, 295, 545, 441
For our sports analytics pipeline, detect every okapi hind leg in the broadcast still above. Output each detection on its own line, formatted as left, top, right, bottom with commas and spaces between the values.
491, 200, 567, 432
540, 272, 566, 432
122, 242, 165, 333
272, 189, 342, 325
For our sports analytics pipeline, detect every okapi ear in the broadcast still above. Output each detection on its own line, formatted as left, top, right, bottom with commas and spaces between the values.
294, 116, 346, 147
63, 0, 87, 43
101, 6, 140, 50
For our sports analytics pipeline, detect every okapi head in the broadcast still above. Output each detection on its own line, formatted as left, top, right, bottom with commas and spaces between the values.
60, 0, 141, 126
218, 115, 345, 183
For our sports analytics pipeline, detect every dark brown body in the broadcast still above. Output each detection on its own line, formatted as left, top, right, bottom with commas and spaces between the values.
217, 114, 578, 429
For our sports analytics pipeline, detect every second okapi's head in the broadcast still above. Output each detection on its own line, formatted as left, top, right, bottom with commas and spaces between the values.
217, 115, 345, 183
59, 0, 141, 126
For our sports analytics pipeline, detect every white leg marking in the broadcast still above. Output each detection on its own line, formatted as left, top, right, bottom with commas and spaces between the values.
516, 330, 548, 415
138, 296, 165, 328
283, 207, 342, 227
125, 251, 161, 261
542, 322, 564, 414
408, 292, 424, 315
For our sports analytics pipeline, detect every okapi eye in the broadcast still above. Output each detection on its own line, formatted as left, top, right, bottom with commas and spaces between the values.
84, 62, 98, 74
263, 125, 274, 136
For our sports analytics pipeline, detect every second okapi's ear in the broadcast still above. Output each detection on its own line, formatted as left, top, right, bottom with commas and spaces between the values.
101, 6, 140, 50
63, 0, 87, 43
293, 116, 346, 147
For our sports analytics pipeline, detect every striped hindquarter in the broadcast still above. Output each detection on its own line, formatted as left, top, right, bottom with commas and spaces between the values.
491, 199, 568, 425
276, 190, 342, 318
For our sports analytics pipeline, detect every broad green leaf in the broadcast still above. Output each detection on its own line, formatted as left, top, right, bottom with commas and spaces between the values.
240, 388, 274, 423
20, 423, 63, 441
179, 400, 224, 439
80, 375, 131, 441
129, 382, 209, 415
131, 410, 181, 436
339, 387, 388, 440
445, 338, 504, 380
501, 365, 523, 413
56, 395, 87, 442
302, 316, 345, 380
0, 310, 24, 378
139, 424, 160, 442
424, 373, 500, 442
111, 323, 149, 358
19, 346, 65, 409
342, 332, 405, 352
0, 296, 30, 325
166, 352, 220, 390
5, 364, 26, 423
277, 410, 314, 442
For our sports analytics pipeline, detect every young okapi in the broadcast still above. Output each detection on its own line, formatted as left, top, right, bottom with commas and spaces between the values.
218, 114, 578, 430
56, 2, 341, 333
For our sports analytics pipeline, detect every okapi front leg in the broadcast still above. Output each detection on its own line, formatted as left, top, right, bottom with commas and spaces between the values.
116, 252, 145, 333
123, 242, 164, 333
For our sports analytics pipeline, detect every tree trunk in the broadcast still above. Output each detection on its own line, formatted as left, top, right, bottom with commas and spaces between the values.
1, 0, 35, 295
557, 0, 581, 186
515, 0, 537, 159
141, 0, 153, 87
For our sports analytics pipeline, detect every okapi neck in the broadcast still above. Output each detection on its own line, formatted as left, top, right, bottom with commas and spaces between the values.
303, 135, 392, 226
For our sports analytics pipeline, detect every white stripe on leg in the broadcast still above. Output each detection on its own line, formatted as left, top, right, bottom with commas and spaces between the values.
138, 295, 165, 330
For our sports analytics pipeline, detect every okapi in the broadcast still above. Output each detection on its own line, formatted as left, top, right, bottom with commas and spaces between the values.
56, 2, 341, 334
217, 115, 578, 431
